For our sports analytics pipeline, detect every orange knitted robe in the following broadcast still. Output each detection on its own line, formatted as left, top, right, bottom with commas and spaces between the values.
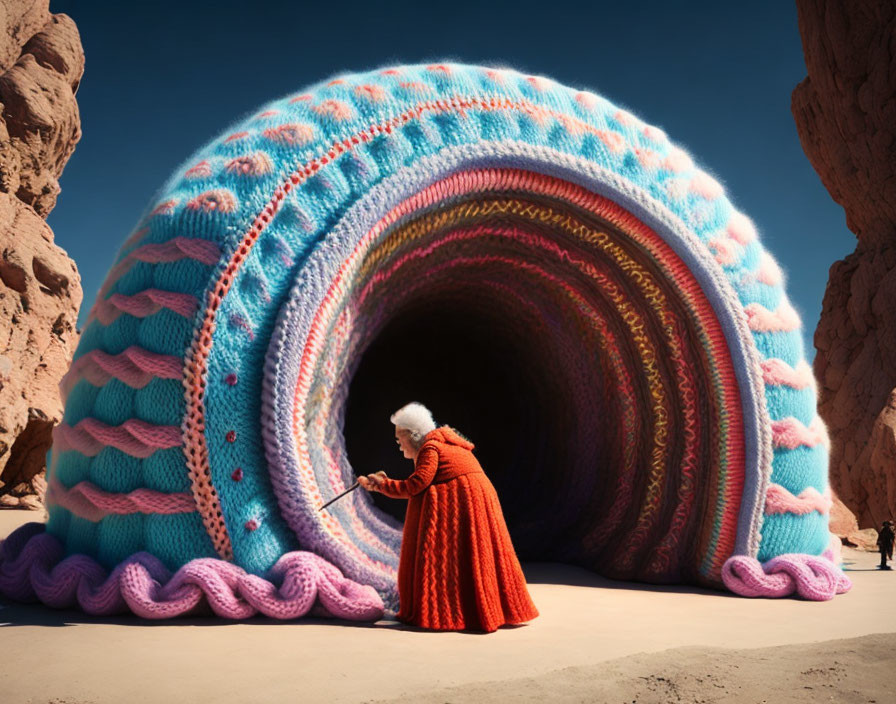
378, 425, 539, 632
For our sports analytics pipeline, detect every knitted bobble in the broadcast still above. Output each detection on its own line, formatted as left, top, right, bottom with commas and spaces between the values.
186, 189, 237, 213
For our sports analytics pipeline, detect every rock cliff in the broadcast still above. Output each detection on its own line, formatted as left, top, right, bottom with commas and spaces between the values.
792, 0, 896, 529
0, 0, 83, 508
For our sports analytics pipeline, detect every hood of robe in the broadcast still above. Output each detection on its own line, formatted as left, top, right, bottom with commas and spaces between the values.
424, 425, 475, 450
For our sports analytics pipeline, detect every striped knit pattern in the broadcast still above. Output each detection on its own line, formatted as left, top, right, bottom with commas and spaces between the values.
0, 61, 849, 620
302, 181, 744, 586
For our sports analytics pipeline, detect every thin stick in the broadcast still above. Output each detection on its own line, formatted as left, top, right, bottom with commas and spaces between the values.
318, 479, 360, 512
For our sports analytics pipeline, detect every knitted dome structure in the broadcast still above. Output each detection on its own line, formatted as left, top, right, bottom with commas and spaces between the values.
0, 62, 850, 620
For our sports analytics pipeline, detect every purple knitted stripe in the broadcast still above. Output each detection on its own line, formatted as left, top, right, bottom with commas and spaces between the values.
720, 549, 852, 600
0, 523, 383, 621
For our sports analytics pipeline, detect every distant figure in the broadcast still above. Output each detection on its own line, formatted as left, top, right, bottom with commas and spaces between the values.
877, 520, 895, 570
358, 401, 539, 632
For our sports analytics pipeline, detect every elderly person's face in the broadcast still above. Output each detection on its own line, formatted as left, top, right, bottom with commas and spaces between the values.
395, 427, 417, 460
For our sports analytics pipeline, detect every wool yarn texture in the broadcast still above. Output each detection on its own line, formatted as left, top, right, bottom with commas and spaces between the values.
0, 61, 850, 620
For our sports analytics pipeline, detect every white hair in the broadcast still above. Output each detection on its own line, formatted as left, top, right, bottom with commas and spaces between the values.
390, 402, 437, 448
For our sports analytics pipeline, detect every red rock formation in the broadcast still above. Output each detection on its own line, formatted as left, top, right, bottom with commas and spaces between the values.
792, 0, 896, 528
0, 1, 83, 508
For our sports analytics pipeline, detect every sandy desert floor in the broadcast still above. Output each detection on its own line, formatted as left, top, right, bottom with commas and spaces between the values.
1, 509, 893, 704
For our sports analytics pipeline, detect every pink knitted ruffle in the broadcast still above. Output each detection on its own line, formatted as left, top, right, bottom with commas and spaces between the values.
721, 547, 852, 600
0, 522, 384, 621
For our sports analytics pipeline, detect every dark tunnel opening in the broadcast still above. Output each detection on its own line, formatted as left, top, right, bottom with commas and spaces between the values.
343, 289, 609, 563
326, 184, 737, 587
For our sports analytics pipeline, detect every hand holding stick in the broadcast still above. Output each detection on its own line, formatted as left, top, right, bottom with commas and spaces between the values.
358, 471, 388, 491
318, 471, 388, 512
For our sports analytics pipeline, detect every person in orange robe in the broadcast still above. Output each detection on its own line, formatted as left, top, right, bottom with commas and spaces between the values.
358, 402, 539, 632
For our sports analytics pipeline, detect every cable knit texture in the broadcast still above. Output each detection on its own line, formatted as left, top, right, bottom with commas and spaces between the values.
0, 522, 383, 620
0, 61, 851, 623
378, 426, 539, 632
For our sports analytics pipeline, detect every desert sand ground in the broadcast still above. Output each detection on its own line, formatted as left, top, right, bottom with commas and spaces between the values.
1, 509, 893, 704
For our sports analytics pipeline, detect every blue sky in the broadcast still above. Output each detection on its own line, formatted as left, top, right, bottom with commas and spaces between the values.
48, 0, 855, 362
